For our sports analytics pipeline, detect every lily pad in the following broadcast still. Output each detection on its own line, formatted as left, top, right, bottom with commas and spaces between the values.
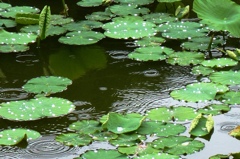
134, 36, 166, 46
193, 0, 240, 37
102, 112, 145, 134
0, 2, 11, 10
63, 20, 103, 31
0, 29, 37, 45
0, 128, 41, 146
0, 6, 40, 18
134, 153, 180, 159
151, 136, 205, 155
229, 126, 240, 138
128, 46, 174, 61
210, 71, 240, 85
92, 131, 118, 141
0, 19, 16, 28
102, 16, 156, 39
158, 0, 182, 2
170, 82, 229, 102
115, 0, 154, 6
50, 14, 74, 25
55, 133, 92, 146
157, 21, 208, 39
77, 0, 103, 7
191, 65, 215, 76
58, 30, 105, 45
0, 97, 75, 121
218, 91, 240, 105
137, 121, 186, 137
146, 106, 197, 122
110, 133, 145, 147
0, 44, 29, 53
118, 144, 159, 156
109, 5, 150, 16
69, 120, 102, 134
189, 114, 214, 136
166, 51, 205, 66
85, 9, 114, 21
143, 13, 177, 24
201, 58, 238, 68
197, 104, 230, 115
80, 149, 128, 159
22, 76, 72, 95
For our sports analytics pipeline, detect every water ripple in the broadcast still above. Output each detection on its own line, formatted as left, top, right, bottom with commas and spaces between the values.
0, 88, 30, 102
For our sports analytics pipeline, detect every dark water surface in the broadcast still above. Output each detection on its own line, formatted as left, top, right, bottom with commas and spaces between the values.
1, 0, 240, 158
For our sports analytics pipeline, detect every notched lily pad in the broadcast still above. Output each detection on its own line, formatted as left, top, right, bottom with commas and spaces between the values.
0, 97, 75, 121
0, 128, 41, 146
170, 82, 229, 102
0, 19, 16, 28
22, 76, 72, 95
63, 20, 103, 31
201, 58, 238, 68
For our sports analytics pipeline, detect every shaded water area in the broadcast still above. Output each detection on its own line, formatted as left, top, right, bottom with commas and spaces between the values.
1, 0, 240, 158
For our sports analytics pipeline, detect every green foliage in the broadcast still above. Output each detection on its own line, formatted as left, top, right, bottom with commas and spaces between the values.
55, 133, 92, 146
0, 19, 16, 28
80, 149, 128, 159
134, 153, 180, 159
143, 13, 177, 24
15, 13, 39, 25
110, 133, 145, 146
217, 91, 240, 105
134, 37, 166, 47
0, 6, 40, 18
63, 20, 103, 31
77, 0, 103, 7
69, 120, 102, 134
201, 58, 238, 68
191, 65, 215, 76
210, 71, 240, 85
197, 104, 230, 115
115, 0, 154, 5
109, 5, 150, 16
39, 5, 51, 40
0, 44, 29, 53
118, 144, 159, 156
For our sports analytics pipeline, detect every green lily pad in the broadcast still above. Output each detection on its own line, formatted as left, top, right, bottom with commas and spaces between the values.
0, 128, 41, 146
218, 91, 240, 105
0, 6, 40, 18
77, 0, 103, 7
102, 16, 156, 39
80, 149, 128, 159
50, 14, 74, 25
157, 21, 208, 39
146, 106, 197, 122
151, 136, 205, 155
166, 51, 205, 66
110, 133, 145, 147
137, 121, 186, 137
0, 29, 37, 45
118, 143, 159, 156
0, 19, 16, 28
170, 82, 229, 102
134, 153, 180, 159
0, 2, 11, 10
55, 133, 92, 146
0, 97, 75, 121
197, 104, 230, 115
209, 154, 230, 159
22, 76, 72, 95
201, 58, 238, 68
115, 0, 154, 5
85, 9, 114, 21
102, 112, 145, 134
58, 30, 105, 45
191, 65, 215, 76
109, 5, 150, 16
0, 44, 29, 53
210, 71, 240, 85
181, 36, 224, 51
158, 0, 182, 2
134, 36, 166, 46
63, 20, 103, 31
92, 131, 118, 141
143, 13, 177, 24
189, 114, 214, 136
193, 0, 240, 37
128, 46, 174, 61
15, 13, 39, 25
69, 120, 102, 134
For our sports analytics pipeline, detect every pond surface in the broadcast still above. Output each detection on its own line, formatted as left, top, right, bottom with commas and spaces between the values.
1, 0, 240, 158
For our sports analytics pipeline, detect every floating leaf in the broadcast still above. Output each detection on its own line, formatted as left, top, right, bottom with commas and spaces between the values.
210, 71, 240, 85
118, 144, 159, 156
191, 65, 215, 76
102, 112, 145, 134
50, 14, 74, 25
218, 91, 240, 105
115, 0, 154, 5
128, 46, 174, 61
193, 0, 240, 37
137, 121, 186, 137
109, 5, 150, 16
15, 13, 39, 25
143, 13, 177, 24
151, 136, 205, 155
0, 97, 75, 121
102, 16, 156, 39
80, 149, 128, 159
170, 82, 229, 102
0, 2, 11, 10
158, 0, 182, 2
110, 133, 145, 147
134, 153, 180, 159
201, 58, 238, 68
134, 36, 166, 47
92, 131, 118, 141
77, 0, 103, 7
166, 51, 205, 66
0, 19, 16, 28
0, 128, 41, 146
157, 21, 208, 39
63, 20, 103, 31
146, 106, 197, 122
0, 29, 37, 45
85, 9, 114, 21
229, 125, 240, 138
209, 154, 230, 159
69, 120, 102, 134
0, 6, 40, 18
22, 76, 72, 95
189, 114, 214, 136
0, 44, 29, 53
198, 104, 230, 115
59, 30, 105, 45
55, 133, 92, 146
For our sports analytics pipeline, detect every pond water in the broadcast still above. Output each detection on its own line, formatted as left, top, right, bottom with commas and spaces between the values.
1, 0, 240, 158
